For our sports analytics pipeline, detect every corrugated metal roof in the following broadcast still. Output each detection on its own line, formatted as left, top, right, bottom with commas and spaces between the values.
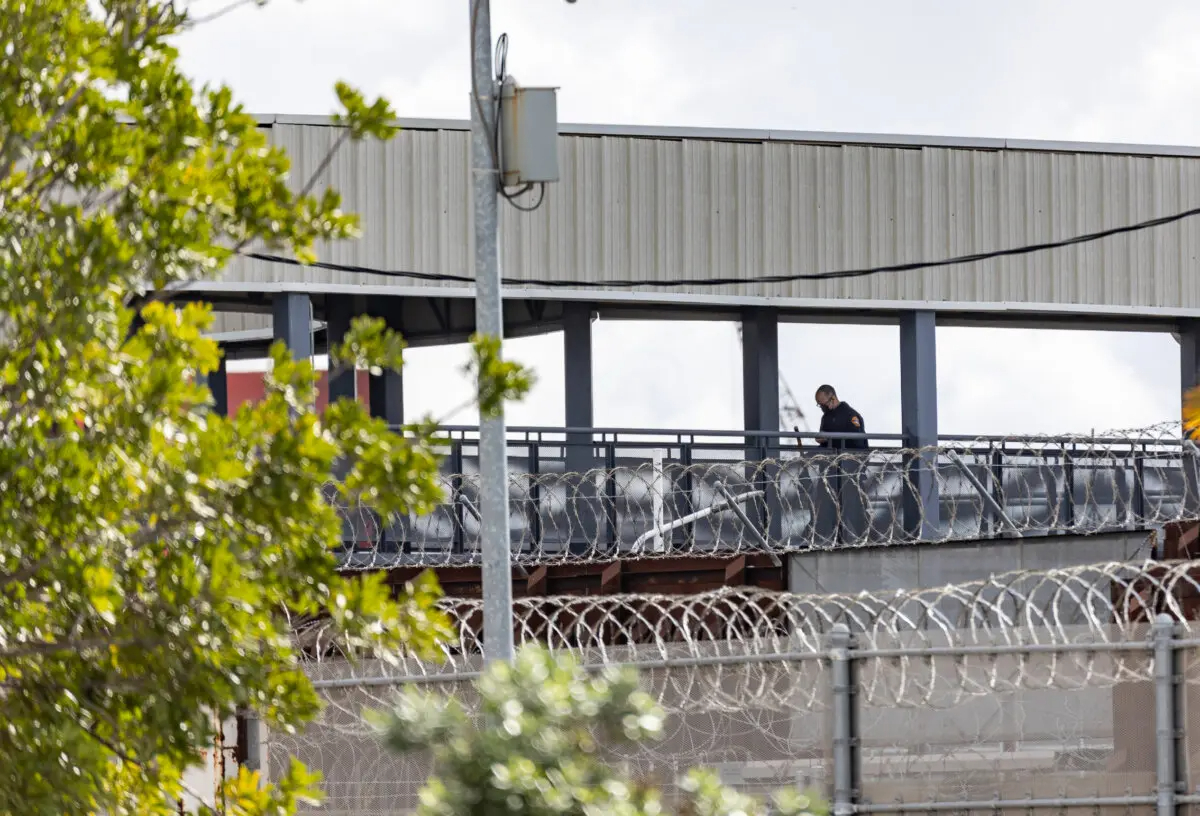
217, 120, 1200, 315
252, 113, 1200, 158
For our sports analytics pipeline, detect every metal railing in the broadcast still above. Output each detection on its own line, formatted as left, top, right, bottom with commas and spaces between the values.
329, 424, 1200, 568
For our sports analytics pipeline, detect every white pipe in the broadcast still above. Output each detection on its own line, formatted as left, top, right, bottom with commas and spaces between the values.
632, 488, 765, 552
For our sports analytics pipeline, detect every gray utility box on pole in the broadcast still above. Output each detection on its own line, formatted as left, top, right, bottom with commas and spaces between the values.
499, 77, 560, 187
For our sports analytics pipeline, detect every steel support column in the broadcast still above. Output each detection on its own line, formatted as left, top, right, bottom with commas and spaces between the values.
1152, 614, 1179, 816
564, 302, 594, 471
741, 308, 782, 542
208, 354, 228, 418
1179, 321, 1200, 512
741, 308, 779, 440
366, 298, 404, 427
369, 370, 404, 426
326, 294, 357, 403
900, 310, 940, 539
828, 622, 859, 816
563, 302, 598, 551
272, 292, 313, 361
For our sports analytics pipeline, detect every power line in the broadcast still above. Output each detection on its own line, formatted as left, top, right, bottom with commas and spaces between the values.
244, 201, 1200, 289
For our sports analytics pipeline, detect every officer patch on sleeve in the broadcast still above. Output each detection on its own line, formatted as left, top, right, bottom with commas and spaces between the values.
850, 416, 861, 428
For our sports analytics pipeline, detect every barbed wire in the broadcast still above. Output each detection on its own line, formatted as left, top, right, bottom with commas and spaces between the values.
295, 559, 1200, 714
327, 424, 1200, 568
275, 559, 1200, 814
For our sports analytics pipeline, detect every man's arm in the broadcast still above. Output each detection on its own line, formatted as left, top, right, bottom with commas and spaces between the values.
815, 413, 830, 446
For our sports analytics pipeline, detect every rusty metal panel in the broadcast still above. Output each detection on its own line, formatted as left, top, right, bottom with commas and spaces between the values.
218, 121, 1200, 313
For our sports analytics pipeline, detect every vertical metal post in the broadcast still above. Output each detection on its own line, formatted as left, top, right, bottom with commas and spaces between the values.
527, 442, 542, 552
209, 353, 228, 417
326, 294, 358, 403
1134, 442, 1148, 524
563, 302, 594, 470
564, 301, 598, 548
741, 308, 780, 441
828, 622, 858, 816
741, 308, 782, 543
1153, 613, 1178, 816
272, 293, 313, 361
469, 0, 513, 664
899, 310, 940, 540
674, 441, 695, 548
650, 448, 666, 554
367, 299, 404, 427
1062, 445, 1076, 530
1179, 320, 1200, 513
243, 715, 262, 773
369, 368, 404, 426
449, 440, 466, 556
604, 441, 619, 552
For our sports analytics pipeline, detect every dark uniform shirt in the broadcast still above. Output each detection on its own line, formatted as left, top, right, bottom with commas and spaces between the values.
819, 402, 868, 450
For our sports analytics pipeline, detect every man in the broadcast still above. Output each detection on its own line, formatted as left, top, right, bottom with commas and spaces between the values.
810, 385, 870, 546
814, 385, 868, 450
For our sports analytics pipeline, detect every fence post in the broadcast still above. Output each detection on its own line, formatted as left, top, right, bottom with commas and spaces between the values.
650, 448, 666, 554
237, 711, 263, 776
1153, 613, 1178, 816
828, 622, 858, 816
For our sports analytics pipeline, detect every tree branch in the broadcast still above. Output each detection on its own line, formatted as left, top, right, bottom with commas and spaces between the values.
181, 0, 259, 28
298, 128, 350, 198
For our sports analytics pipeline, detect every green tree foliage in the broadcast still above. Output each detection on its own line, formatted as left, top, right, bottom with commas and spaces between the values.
0, 1, 530, 813
385, 645, 828, 816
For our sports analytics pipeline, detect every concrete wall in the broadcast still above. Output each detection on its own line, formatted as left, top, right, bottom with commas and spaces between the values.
787, 528, 1155, 594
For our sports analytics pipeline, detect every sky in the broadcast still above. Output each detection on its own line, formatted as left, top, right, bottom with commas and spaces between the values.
175, 0, 1198, 437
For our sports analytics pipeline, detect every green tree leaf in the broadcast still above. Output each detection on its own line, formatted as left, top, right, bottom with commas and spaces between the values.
0, 1, 481, 813
385, 645, 828, 816
465, 334, 536, 420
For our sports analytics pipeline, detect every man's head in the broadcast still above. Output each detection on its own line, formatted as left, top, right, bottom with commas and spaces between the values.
815, 385, 839, 414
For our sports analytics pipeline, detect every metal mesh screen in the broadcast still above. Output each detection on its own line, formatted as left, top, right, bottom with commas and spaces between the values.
857, 625, 1156, 809
271, 647, 832, 815
267, 560, 1200, 815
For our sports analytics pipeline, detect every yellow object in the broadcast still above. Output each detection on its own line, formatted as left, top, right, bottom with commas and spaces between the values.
1184, 386, 1200, 438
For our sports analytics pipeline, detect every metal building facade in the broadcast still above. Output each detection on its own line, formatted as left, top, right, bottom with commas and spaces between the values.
213, 116, 1200, 317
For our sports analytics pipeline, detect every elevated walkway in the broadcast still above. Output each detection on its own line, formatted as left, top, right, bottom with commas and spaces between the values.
331, 425, 1199, 592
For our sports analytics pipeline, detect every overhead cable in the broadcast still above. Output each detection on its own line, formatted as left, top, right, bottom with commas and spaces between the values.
244, 202, 1200, 289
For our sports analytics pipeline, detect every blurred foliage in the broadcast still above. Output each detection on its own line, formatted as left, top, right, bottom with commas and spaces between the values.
385, 645, 828, 816
1184, 386, 1200, 440
0, 0, 529, 813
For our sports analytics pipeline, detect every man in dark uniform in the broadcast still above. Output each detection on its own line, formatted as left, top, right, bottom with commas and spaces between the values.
814, 385, 868, 450
811, 385, 869, 544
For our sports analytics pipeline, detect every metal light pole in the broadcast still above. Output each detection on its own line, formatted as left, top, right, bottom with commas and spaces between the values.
469, 0, 515, 664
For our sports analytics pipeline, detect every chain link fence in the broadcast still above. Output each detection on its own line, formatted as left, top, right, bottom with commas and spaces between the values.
263, 560, 1200, 815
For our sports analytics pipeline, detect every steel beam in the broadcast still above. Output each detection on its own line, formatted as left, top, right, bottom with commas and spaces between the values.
272, 292, 313, 360
900, 310, 940, 539
325, 294, 357, 403
563, 301, 598, 550
741, 308, 782, 541
364, 297, 404, 426
741, 307, 779, 438
563, 301, 594, 471
369, 370, 404, 425
1180, 320, 1200, 513
208, 354, 228, 417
